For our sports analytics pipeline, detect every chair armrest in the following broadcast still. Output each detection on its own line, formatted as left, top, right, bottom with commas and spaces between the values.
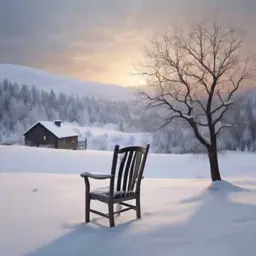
80, 172, 112, 180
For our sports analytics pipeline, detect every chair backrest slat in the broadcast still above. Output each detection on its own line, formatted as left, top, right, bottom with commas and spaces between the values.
129, 152, 142, 191
116, 151, 128, 191
127, 151, 137, 191
121, 150, 134, 193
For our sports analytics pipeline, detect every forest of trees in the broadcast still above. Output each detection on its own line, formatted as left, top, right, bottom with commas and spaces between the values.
1, 79, 256, 153
0, 79, 136, 143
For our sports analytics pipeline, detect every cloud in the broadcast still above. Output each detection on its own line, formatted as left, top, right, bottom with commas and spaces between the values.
0, 0, 255, 85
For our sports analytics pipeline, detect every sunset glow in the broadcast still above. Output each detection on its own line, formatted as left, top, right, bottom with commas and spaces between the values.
1, 1, 255, 86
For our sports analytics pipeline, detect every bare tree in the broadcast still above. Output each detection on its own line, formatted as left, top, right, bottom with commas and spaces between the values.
139, 20, 254, 181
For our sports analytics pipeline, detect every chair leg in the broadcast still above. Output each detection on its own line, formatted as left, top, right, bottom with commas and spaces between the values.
115, 203, 122, 216
136, 196, 141, 219
108, 202, 115, 227
85, 194, 90, 223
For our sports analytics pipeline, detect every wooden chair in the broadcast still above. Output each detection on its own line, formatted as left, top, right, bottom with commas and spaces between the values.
80, 144, 150, 227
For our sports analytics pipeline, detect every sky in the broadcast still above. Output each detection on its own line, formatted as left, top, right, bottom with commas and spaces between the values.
0, 0, 255, 86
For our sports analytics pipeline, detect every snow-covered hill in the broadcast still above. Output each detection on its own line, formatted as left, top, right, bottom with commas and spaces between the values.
0, 64, 136, 100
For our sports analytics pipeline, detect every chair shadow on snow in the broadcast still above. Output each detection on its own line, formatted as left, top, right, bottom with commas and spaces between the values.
25, 181, 256, 256
25, 216, 138, 256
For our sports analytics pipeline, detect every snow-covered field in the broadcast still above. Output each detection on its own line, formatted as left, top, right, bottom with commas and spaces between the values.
1, 145, 256, 256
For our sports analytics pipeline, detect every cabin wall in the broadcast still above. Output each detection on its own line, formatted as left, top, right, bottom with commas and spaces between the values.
24, 124, 57, 148
57, 136, 78, 149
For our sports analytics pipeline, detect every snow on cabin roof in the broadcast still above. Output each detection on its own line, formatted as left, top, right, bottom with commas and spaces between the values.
24, 121, 79, 139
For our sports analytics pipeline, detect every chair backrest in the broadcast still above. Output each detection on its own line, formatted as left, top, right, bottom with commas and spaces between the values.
109, 144, 150, 196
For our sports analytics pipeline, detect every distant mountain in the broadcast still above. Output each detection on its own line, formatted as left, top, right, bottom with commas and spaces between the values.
0, 64, 136, 101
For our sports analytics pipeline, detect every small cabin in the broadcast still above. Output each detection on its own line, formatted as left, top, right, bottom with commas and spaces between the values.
24, 120, 78, 150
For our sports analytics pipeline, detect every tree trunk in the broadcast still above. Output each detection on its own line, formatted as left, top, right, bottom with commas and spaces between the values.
207, 145, 222, 181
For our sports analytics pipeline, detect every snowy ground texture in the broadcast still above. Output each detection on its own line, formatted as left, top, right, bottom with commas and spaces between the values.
1, 145, 256, 256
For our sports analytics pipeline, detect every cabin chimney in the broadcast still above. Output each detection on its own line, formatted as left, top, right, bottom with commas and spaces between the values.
54, 120, 61, 127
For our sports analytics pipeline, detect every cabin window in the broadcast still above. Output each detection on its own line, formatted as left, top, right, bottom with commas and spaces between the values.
43, 136, 46, 141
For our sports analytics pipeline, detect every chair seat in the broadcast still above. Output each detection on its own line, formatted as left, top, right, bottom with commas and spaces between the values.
90, 187, 136, 202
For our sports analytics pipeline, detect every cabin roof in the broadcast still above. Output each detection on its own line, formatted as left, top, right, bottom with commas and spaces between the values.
24, 121, 79, 139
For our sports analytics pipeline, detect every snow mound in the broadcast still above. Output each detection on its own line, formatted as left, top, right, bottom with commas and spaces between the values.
181, 180, 247, 204
207, 180, 244, 192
